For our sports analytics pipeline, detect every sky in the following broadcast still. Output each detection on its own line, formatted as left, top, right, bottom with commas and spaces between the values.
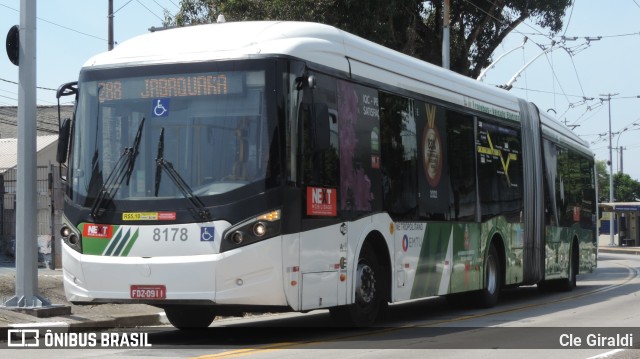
1, 1, 640, 182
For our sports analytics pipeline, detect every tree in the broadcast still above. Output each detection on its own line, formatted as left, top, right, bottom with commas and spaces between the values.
593, 161, 640, 202
613, 172, 640, 202
163, 0, 572, 78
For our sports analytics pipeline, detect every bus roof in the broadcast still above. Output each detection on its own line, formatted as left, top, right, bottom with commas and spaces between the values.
84, 22, 520, 111
83, 21, 590, 155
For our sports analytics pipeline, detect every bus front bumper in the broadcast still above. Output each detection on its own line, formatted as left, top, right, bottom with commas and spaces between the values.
61, 239, 287, 307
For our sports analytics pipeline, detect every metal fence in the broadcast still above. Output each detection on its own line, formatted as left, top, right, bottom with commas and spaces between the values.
0, 165, 62, 268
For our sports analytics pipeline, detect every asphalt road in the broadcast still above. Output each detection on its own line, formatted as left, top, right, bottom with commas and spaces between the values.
3, 252, 640, 359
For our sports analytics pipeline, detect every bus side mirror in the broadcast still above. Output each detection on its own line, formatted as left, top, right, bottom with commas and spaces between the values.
57, 118, 71, 164
296, 75, 316, 91
313, 103, 330, 152
56, 81, 77, 99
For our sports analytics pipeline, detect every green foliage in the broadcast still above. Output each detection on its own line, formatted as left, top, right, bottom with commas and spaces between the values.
613, 172, 640, 202
596, 160, 640, 202
164, 0, 572, 78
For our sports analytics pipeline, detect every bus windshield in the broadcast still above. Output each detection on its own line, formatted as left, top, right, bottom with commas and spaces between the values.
70, 62, 276, 209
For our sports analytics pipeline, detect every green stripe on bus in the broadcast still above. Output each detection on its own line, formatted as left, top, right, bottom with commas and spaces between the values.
121, 229, 139, 257
82, 237, 111, 255
410, 223, 452, 299
103, 228, 124, 256
409, 222, 485, 298
112, 228, 132, 256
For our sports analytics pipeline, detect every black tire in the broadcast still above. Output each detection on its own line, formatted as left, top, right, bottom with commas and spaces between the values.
478, 244, 501, 308
164, 306, 216, 329
559, 243, 578, 292
329, 242, 384, 326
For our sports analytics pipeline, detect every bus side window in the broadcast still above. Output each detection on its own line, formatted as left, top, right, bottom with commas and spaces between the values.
542, 138, 559, 226
336, 80, 382, 213
380, 92, 418, 220
447, 111, 476, 222
416, 100, 450, 220
301, 73, 339, 189
555, 146, 570, 227
477, 119, 523, 222
312, 103, 330, 151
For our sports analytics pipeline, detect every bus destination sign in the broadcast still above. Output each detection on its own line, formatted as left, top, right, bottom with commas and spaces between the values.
98, 72, 244, 102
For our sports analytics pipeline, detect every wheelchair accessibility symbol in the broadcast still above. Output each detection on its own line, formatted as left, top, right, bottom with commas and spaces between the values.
200, 227, 215, 242
152, 98, 170, 117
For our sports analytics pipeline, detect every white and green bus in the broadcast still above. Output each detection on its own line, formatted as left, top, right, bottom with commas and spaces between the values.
56, 21, 597, 328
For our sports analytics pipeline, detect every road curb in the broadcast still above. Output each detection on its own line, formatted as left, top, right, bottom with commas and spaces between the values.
111, 313, 165, 328
1, 313, 165, 342
598, 248, 640, 255
64, 313, 164, 329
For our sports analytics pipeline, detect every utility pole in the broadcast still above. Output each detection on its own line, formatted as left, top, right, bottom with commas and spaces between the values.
442, 0, 450, 70
2, 0, 50, 309
619, 146, 625, 174
600, 93, 618, 246
108, 0, 114, 51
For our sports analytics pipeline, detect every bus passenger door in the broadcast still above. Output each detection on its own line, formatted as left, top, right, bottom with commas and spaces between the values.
297, 72, 344, 310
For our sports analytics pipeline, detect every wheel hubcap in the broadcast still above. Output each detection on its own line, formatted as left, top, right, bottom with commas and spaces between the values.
356, 262, 376, 305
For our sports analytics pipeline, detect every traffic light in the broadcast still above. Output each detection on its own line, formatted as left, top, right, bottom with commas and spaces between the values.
6, 25, 19, 66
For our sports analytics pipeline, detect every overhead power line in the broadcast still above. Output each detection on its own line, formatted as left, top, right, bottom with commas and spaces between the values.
561, 1, 575, 37
135, 0, 164, 22
0, 3, 106, 42
0, 77, 56, 92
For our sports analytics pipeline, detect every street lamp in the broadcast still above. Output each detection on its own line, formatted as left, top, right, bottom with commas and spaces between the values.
600, 93, 618, 246
616, 126, 640, 174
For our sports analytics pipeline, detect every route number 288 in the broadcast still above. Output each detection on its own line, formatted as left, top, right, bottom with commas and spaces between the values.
153, 228, 188, 241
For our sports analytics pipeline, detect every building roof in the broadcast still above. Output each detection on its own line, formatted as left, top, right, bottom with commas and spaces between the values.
600, 202, 640, 212
0, 105, 74, 139
0, 135, 58, 171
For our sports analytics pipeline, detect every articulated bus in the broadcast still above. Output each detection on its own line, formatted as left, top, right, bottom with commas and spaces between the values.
56, 21, 597, 328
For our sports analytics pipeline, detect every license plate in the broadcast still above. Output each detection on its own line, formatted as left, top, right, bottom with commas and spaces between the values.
130, 285, 166, 299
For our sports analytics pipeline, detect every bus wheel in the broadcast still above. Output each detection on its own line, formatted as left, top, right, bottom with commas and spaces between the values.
330, 243, 383, 326
164, 306, 216, 329
560, 243, 578, 291
478, 244, 501, 308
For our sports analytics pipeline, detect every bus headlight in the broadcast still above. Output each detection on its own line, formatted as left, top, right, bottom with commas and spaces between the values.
60, 226, 72, 237
232, 231, 244, 244
253, 222, 267, 237
221, 209, 281, 252
68, 233, 80, 246
60, 217, 82, 254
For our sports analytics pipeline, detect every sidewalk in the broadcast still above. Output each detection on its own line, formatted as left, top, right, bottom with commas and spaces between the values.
0, 255, 165, 339
597, 234, 640, 255
597, 245, 640, 255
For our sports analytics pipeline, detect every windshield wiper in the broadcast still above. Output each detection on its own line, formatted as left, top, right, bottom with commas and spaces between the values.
90, 117, 145, 218
155, 127, 211, 221
125, 116, 145, 186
